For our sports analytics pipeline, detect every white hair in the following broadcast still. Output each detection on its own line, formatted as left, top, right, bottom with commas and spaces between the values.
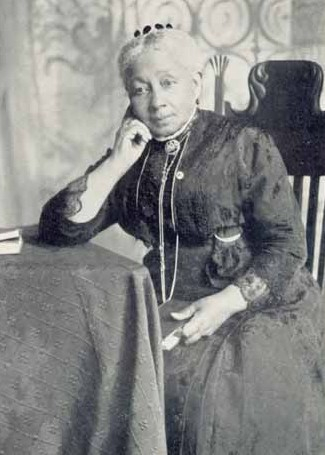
118, 28, 206, 90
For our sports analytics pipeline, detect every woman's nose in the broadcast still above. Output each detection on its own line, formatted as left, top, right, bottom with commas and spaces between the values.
149, 88, 166, 111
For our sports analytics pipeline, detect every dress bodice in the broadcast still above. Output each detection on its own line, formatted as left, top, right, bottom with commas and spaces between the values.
39, 109, 307, 304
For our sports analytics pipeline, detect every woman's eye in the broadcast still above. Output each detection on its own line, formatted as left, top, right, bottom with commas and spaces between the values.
161, 79, 176, 88
132, 86, 149, 96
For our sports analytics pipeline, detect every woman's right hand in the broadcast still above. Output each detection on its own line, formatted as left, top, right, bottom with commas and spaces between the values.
66, 112, 151, 224
112, 113, 152, 172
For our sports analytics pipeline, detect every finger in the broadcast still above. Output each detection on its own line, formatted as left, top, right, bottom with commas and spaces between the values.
124, 118, 151, 137
124, 124, 152, 144
136, 128, 152, 143
202, 327, 216, 337
184, 331, 202, 345
133, 133, 146, 146
132, 132, 151, 147
182, 315, 203, 338
171, 303, 197, 321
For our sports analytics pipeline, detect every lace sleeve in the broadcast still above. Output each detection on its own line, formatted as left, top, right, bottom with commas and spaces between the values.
233, 267, 270, 309
39, 148, 119, 245
62, 175, 88, 217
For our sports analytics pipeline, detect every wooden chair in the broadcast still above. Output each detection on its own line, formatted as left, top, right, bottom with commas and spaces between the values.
224, 60, 325, 288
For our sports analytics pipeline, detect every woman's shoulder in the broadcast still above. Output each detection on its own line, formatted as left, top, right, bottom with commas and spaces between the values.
197, 108, 245, 129
197, 109, 269, 141
194, 110, 280, 170
194, 110, 267, 157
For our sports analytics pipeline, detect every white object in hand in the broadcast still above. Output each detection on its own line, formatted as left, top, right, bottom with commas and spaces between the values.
162, 327, 183, 351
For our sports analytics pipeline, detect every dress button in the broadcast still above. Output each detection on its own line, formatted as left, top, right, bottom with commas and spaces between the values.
176, 171, 184, 180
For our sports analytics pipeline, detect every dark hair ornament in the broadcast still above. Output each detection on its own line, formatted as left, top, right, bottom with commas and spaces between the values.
133, 23, 173, 38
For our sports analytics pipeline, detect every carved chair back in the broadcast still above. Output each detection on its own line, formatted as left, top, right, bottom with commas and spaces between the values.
224, 60, 325, 288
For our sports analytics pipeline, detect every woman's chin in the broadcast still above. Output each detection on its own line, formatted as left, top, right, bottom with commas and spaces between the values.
150, 125, 178, 141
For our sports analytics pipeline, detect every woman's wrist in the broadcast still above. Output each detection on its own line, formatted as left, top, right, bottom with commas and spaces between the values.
97, 153, 129, 180
226, 284, 248, 312
67, 154, 126, 223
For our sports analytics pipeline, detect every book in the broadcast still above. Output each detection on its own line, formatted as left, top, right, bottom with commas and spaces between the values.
0, 228, 23, 254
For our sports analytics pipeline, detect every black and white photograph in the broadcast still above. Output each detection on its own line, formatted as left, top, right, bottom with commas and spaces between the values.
0, 1, 325, 453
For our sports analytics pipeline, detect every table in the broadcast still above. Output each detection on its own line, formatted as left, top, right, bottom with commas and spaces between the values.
0, 231, 167, 454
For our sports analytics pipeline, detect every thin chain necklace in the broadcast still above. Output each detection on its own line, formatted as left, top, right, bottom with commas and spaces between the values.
135, 131, 190, 303
158, 133, 189, 303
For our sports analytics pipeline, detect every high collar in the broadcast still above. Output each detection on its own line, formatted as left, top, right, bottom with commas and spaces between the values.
150, 108, 199, 150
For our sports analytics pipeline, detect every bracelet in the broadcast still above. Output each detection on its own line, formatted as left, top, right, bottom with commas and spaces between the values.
234, 267, 270, 306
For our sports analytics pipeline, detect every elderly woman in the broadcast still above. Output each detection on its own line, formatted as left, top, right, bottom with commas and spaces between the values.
39, 26, 325, 454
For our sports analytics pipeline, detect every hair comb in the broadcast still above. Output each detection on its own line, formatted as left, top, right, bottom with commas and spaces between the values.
134, 23, 173, 38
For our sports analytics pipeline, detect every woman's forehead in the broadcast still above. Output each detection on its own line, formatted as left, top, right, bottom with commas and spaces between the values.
130, 49, 187, 80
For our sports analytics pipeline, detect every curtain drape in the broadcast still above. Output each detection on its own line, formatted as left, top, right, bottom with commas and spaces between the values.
0, 0, 42, 227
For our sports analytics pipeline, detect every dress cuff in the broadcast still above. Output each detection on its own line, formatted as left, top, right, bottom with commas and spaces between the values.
234, 267, 270, 308
62, 174, 89, 218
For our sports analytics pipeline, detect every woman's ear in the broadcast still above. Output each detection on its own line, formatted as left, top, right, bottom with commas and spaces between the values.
192, 71, 202, 103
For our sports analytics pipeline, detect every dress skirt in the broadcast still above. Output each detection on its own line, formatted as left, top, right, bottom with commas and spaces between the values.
159, 268, 325, 455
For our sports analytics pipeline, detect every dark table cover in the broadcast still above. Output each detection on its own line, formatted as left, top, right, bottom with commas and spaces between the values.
0, 233, 167, 454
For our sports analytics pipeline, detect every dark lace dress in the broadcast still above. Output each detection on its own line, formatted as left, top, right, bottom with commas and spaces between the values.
39, 110, 325, 454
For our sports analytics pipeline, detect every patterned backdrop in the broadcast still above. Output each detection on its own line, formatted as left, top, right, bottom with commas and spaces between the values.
1, 0, 325, 253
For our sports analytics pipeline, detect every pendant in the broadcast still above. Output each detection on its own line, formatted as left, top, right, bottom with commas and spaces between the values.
165, 139, 180, 155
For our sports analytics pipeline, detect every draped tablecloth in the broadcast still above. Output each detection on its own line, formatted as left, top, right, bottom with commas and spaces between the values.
0, 234, 167, 455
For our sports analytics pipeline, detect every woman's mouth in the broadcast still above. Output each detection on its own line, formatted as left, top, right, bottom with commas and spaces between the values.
151, 114, 174, 124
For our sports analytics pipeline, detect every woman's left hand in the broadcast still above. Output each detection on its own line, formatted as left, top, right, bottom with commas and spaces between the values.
170, 285, 247, 345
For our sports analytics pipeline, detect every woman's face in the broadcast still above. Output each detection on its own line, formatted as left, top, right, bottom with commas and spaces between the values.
127, 49, 201, 139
